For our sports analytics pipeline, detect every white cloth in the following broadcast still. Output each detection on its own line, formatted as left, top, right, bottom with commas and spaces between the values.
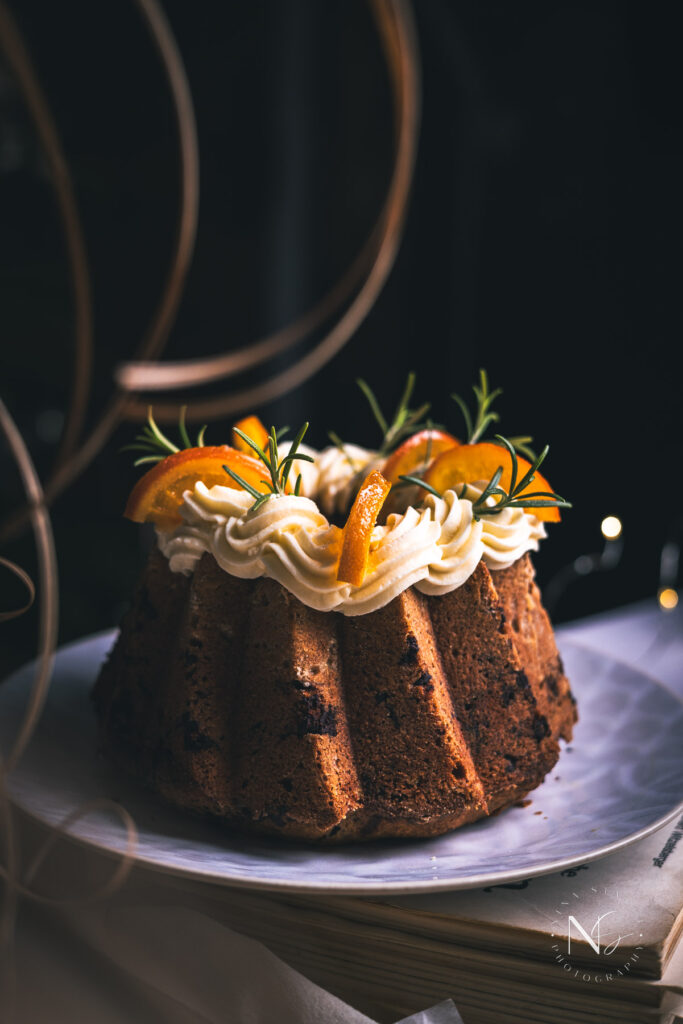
12, 871, 463, 1024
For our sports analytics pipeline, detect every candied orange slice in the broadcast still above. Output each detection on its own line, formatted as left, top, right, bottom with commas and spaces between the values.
124, 446, 269, 531
232, 415, 269, 454
381, 428, 460, 485
337, 469, 392, 586
423, 442, 561, 523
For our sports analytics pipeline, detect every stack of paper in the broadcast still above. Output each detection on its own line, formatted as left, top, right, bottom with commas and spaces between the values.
158, 810, 683, 1024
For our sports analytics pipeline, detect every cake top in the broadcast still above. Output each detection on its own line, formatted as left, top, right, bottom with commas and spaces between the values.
122, 371, 570, 616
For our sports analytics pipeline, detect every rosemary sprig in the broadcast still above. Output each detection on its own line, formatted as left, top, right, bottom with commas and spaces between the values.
451, 370, 539, 458
389, 419, 441, 492
121, 406, 208, 466
497, 435, 537, 461
399, 435, 571, 521
469, 436, 570, 520
356, 372, 431, 455
451, 369, 501, 444
224, 422, 314, 512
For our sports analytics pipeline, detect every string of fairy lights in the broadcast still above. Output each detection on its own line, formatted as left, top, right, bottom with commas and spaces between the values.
544, 514, 680, 617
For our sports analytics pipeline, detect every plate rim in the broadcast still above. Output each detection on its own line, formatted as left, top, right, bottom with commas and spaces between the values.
3, 630, 683, 895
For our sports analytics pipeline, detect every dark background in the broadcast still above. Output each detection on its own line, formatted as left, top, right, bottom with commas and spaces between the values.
1, 0, 681, 674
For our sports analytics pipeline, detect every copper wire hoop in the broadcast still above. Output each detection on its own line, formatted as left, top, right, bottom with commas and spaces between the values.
119, 0, 421, 421
0, 0, 420, 531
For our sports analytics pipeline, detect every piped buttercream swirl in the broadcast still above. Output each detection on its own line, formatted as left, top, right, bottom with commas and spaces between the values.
157, 477, 545, 616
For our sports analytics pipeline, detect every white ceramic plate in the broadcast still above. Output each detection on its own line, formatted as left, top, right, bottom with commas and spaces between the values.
2, 631, 682, 894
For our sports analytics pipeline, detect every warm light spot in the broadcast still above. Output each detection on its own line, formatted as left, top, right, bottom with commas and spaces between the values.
658, 587, 679, 611
601, 515, 622, 540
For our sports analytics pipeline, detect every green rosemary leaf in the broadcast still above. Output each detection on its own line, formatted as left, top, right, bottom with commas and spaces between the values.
232, 427, 268, 463
294, 474, 303, 496
290, 421, 309, 455
356, 378, 388, 436
133, 455, 164, 466
222, 466, 263, 501
119, 442, 162, 454
250, 494, 272, 512
513, 443, 550, 496
504, 435, 536, 460
280, 422, 309, 490
398, 474, 443, 499
478, 464, 504, 504
279, 453, 315, 466
357, 375, 431, 454
514, 489, 566, 500
146, 407, 179, 453
398, 401, 431, 435
451, 393, 473, 442
452, 370, 505, 444
178, 405, 192, 450
275, 425, 290, 441
196, 424, 208, 447
506, 498, 573, 509
267, 428, 279, 490
493, 435, 518, 494
393, 371, 416, 427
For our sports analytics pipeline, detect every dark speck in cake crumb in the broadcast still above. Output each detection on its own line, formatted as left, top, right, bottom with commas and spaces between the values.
515, 798, 532, 808
268, 805, 290, 827
501, 685, 516, 707
515, 670, 530, 692
180, 712, 216, 752
532, 714, 550, 741
543, 671, 560, 696
399, 634, 419, 665
297, 693, 338, 738
374, 691, 400, 728
413, 671, 434, 692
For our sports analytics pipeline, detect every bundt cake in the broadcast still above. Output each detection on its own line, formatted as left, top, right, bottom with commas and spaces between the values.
93, 378, 576, 842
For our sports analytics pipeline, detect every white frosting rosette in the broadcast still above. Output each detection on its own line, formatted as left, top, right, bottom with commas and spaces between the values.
157, 470, 546, 616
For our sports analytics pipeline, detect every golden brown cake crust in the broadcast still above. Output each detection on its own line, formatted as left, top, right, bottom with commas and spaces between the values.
92, 551, 576, 843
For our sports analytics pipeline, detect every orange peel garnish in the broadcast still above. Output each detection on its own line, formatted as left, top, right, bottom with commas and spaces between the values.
124, 446, 270, 531
337, 469, 392, 586
232, 415, 270, 455
381, 428, 460, 485
423, 442, 561, 523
